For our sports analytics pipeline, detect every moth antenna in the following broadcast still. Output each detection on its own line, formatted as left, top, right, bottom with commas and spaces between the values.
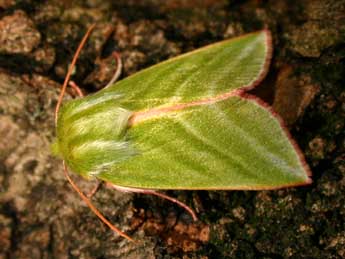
57, 25, 134, 242
63, 162, 135, 242
104, 51, 122, 89
54, 24, 95, 125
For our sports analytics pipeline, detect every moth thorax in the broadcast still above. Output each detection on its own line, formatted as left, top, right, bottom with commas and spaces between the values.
54, 95, 135, 178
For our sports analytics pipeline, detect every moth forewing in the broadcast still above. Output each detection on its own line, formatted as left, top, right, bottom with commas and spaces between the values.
54, 29, 311, 240
56, 29, 311, 189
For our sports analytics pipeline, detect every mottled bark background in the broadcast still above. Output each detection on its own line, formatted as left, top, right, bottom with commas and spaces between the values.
0, 0, 344, 258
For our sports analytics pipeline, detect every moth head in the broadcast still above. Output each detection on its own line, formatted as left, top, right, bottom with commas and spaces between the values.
53, 91, 136, 178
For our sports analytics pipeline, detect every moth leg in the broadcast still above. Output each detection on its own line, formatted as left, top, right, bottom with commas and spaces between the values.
87, 181, 103, 198
66, 51, 122, 98
68, 81, 84, 97
103, 51, 122, 89
109, 184, 198, 221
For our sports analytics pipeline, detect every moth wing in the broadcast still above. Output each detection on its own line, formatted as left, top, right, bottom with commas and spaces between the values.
98, 97, 311, 190
103, 30, 271, 111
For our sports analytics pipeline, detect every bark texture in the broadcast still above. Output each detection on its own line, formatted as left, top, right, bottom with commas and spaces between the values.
1, 0, 344, 258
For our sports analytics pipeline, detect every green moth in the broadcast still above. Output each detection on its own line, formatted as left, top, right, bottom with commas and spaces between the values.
53, 30, 311, 193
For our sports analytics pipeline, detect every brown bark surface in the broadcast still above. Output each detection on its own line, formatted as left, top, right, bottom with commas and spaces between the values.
1, 1, 344, 258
